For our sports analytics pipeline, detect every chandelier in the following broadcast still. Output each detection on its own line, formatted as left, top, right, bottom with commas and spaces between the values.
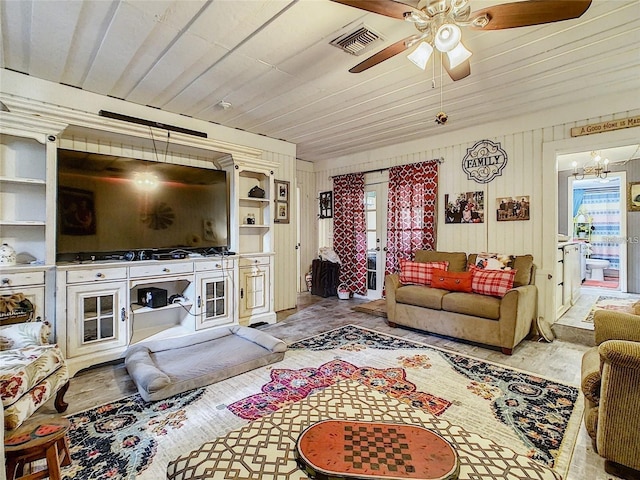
571, 151, 610, 180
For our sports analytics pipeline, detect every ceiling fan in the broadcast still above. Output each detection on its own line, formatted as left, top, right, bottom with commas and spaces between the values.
332, 0, 592, 81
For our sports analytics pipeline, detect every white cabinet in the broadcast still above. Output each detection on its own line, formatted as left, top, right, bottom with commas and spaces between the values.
238, 255, 273, 323
58, 257, 237, 374
555, 243, 582, 319
66, 280, 128, 358
221, 157, 278, 326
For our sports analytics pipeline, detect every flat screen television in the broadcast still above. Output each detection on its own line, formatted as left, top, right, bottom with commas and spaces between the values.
56, 149, 229, 261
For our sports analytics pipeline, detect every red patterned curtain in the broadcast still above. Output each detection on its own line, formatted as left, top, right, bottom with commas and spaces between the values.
333, 173, 367, 295
384, 161, 439, 277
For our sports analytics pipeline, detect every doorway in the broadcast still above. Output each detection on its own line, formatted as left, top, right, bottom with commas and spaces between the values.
364, 173, 388, 299
568, 174, 626, 292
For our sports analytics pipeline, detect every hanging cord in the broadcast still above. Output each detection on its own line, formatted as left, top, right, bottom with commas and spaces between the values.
440, 53, 443, 112
149, 128, 171, 163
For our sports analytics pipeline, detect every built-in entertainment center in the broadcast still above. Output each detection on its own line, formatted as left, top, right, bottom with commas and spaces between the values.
1, 118, 278, 375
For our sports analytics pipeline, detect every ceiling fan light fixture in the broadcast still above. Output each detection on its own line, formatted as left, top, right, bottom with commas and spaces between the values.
434, 24, 462, 53
407, 41, 433, 70
446, 41, 472, 68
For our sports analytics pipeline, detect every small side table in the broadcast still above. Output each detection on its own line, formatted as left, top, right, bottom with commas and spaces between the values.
4, 417, 71, 480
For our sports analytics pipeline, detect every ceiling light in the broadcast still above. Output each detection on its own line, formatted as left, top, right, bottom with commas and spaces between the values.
446, 41, 472, 68
218, 101, 232, 110
571, 151, 611, 180
133, 171, 159, 190
407, 42, 433, 70
434, 24, 462, 53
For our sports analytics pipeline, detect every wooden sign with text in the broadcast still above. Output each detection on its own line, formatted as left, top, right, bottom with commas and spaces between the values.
571, 116, 640, 137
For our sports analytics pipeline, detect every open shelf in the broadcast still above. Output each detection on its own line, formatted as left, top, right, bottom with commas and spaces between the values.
130, 301, 194, 315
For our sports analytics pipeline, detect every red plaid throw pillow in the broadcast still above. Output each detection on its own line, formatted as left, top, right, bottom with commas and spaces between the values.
400, 260, 449, 286
469, 265, 517, 297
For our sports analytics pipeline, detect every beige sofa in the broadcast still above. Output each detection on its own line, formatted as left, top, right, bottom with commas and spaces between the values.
385, 251, 537, 354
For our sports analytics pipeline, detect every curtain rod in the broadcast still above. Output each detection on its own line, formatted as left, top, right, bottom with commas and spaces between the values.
329, 157, 444, 179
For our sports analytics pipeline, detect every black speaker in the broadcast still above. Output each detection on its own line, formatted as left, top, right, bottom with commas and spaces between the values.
137, 287, 168, 308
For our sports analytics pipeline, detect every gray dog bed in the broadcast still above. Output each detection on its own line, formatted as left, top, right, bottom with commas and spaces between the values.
125, 325, 287, 402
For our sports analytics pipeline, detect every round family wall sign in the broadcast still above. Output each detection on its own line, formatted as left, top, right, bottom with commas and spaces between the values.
462, 139, 508, 184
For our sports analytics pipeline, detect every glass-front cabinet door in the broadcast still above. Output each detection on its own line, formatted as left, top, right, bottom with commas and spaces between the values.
66, 281, 127, 358
195, 273, 234, 330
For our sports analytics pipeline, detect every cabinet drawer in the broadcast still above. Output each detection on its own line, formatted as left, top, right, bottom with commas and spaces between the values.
195, 260, 232, 272
239, 256, 271, 268
129, 262, 193, 278
0, 271, 45, 287
66, 267, 127, 283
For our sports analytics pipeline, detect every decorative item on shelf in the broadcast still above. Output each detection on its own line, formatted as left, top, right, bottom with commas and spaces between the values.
319, 191, 333, 219
246, 214, 256, 225
0, 242, 17, 266
0, 293, 34, 323
274, 179, 290, 224
248, 186, 265, 198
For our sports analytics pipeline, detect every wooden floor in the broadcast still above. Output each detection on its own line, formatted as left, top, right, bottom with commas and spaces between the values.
30, 292, 624, 480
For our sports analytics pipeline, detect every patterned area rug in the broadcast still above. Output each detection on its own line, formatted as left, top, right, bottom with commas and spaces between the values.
351, 298, 387, 317
62, 325, 583, 480
582, 295, 640, 323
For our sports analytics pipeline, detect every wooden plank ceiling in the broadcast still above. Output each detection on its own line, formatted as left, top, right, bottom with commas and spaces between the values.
1, 0, 639, 162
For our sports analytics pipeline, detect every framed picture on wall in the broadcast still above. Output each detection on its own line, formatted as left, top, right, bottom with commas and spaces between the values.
275, 201, 289, 223
274, 180, 290, 223
496, 196, 530, 221
319, 191, 332, 218
444, 191, 484, 224
59, 187, 97, 235
629, 181, 640, 212
275, 180, 289, 201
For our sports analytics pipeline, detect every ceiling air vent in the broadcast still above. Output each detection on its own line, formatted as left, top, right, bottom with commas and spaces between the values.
330, 24, 385, 56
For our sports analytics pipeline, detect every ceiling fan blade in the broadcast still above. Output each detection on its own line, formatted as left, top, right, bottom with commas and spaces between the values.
469, 0, 592, 30
330, 0, 419, 20
443, 58, 471, 81
349, 35, 420, 73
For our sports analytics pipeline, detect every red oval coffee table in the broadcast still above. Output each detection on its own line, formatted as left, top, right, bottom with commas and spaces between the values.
295, 419, 459, 480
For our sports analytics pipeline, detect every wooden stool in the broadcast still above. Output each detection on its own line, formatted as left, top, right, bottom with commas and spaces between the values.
4, 418, 71, 480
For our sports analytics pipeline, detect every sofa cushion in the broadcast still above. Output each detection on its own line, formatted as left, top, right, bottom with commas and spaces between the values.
468, 254, 534, 287
469, 265, 517, 298
431, 269, 473, 293
396, 285, 448, 310
442, 292, 501, 320
414, 251, 467, 272
472, 252, 515, 271
399, 260, 449, 286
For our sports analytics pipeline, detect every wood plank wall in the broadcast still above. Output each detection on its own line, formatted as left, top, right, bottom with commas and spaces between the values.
306, 107, 640, 324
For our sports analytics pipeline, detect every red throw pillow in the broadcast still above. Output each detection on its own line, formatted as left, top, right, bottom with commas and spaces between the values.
469, 265, 517, 297
430, 269, 472, 293
399, 260, 449, 286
